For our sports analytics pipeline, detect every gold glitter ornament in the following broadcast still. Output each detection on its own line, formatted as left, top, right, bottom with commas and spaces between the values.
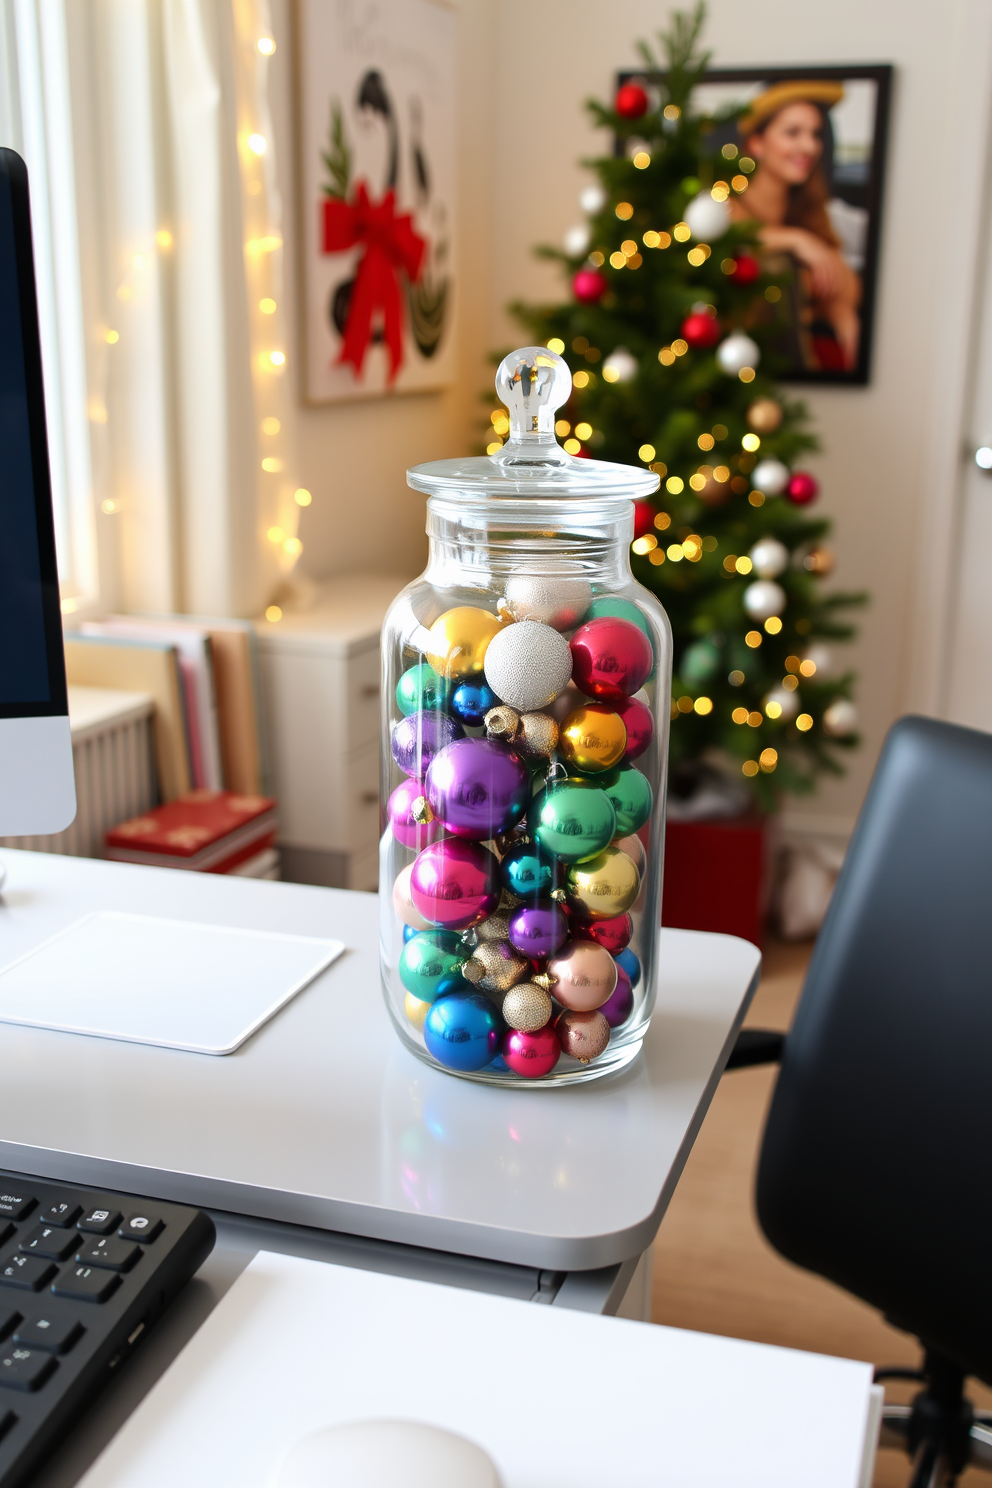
462, 939, 530, 994
556, 1008, 611, 1062
485, 704, 521, 741
426, 606, 502, 680
501, 982, 553, 1032
516, 712, 559, 757
404, 992, 432, 1031
559, 704, 627, 773
565, 846, 641, 919
476, 913, 512, 943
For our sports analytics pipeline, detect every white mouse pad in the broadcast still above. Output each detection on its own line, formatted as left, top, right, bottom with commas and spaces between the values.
0, 912, 345, 1054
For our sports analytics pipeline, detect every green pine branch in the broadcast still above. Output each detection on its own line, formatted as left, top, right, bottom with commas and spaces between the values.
320, 102, 351, 200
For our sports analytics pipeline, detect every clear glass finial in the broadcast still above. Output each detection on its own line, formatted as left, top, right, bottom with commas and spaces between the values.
492, 347, 572, 468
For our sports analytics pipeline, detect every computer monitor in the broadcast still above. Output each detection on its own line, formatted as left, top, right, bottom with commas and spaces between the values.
0, 148, 75, 835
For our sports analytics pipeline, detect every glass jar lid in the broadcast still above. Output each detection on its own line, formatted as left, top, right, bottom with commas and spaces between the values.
407, 347, 661, 501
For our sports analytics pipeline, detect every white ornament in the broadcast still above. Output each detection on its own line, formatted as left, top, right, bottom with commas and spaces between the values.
823, 699, 858, 737
503, 570, 592, 630
749, 536, 789, 579
580, 183, 606, 214
563, 223, 591, 257
716, 332, 760, 376
684, 190, 731, 241
751, 458, 790, 496
764, 685, 799, 722
743, 579, 786, 622
803, 643, 833, 677
602, 347, 638, 383
484, 620, 573, 711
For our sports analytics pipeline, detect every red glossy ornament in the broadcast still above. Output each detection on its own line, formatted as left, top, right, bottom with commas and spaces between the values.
786, 471, 820, 505
680, 312, 721, 350
572, 269, 607, 305
614, 695, 654, 761
502, 1024, 561, 1079
615, 82, 649, 120
633, 501, 656, 539
730, 253, 759, 285
570, 617, 654, 701
572, 911, 633, 955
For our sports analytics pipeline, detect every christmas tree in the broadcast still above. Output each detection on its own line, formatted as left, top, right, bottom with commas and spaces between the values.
504, 5, 864, 809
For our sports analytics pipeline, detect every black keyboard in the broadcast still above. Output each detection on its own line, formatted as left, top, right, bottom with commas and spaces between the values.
0, 1169, 214, 1487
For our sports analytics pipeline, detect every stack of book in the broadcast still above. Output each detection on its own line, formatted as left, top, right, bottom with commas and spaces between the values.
106, 791, 278, 877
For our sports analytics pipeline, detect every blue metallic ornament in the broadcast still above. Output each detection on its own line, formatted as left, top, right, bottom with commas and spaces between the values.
500, 839, 557, 900
615, 945, 641, 988
403, 923, 418, 944
424, 992, 502, 1072
450, 680, 499, 727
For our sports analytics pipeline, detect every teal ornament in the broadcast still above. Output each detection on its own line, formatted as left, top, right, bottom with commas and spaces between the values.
680, 637, 721, 687
424, 992, 502, 1072
500, 840, 557, 899
399, 930, 466, 1003
604, 765, 653, 836
585, 596, 653, 642
528, 780, 616, 864
396, 663, 450, 717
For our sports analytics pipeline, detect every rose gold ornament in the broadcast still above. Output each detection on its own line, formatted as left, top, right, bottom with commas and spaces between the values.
613, 832, 647, 876
462, 939, 529, 994
501, 982, 553, 1032
746, 397, 783, 434
556, 1008, 610, 1062
392, 863, 432, 930
545, 940, 618, 1011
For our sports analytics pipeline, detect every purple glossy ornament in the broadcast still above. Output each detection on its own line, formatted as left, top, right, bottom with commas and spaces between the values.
409, 839, 500, 932
387, 777, 445, 851
508, 902, 568, 961
426, 736, 529, 841
502, 1024, 561, 1079
599, 961, 634, 1028
391, 710, 463, 781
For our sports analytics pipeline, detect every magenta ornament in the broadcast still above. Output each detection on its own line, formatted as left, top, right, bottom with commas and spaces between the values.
409, 839, 500, 932
426, 736, 530, 841
390, 710, 463, 781
507, 902, 569, 962
572, 268, 607, 305
599, 961, 634, 1028
387, 778, 445, 851
786, 470, 820, 506
502, 1024, 561, 1079
569, 617, 653, 701
614, 695, 654, 761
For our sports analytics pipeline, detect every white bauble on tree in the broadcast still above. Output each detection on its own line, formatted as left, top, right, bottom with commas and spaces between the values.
743, 579, 785, 622
764, 686, 799, 722
803, 643, 833, 677
751, 458, 790, 495
823, 699, 858, 737
602, 347, 638, 383
580, 183, 606, 214
749, 537, 789, 578
716, 332, 760, 375
563, 223, 591, 256
684, 190, 731, 241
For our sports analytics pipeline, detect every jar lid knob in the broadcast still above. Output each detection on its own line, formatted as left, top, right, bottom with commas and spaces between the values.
492, 346, 572, 470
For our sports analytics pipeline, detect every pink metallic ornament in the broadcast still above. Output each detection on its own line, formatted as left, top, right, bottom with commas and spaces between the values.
387, 778, 445, 851
546, 940, 617, 1011
572, 910, 633, 955
409, 839, 500, 932
392, 863, 432, 931
556, 1008, 610, 1062
569, 617, 653, 701
614, 695, 654, 761
502, 1024, 561, 1079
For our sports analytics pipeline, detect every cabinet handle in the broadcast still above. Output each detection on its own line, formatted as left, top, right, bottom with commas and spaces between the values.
360, 684, 379, 698
360, 792, 379, 805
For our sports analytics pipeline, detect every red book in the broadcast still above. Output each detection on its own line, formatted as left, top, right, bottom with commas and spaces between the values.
106, 790, 277, 874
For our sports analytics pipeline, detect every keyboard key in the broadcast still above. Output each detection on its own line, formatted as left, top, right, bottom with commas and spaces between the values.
76, 1237, 141, 1272
0, 1313, 19, 1342
0, 1411, 14, 1440
14, 1316, 83, 1355
20, 1226, 79, 1263
0, 1194, 35, 1222
120, 1213, 163, 1244
0, 1227, 14, 1251
38, 1202, 82, 1229
0, 1255, 56, 1292
77, 1208, 121, 1236
51, 1266, 121, 1304
0, 1346, 57, 1392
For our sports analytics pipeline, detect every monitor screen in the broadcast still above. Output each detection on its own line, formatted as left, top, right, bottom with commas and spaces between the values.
0, 149, 67, 718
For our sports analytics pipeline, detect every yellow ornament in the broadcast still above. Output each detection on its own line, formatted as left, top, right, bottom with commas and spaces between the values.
565, 846, 640, 919
559, 704, 627, 773
404, 991, 432, 1031
426, 607, 502, 681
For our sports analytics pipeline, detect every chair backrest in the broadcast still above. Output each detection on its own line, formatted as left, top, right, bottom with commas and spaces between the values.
756, 716, 992, 1384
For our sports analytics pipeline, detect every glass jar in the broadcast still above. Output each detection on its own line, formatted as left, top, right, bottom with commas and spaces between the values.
379, 347, 671, 1085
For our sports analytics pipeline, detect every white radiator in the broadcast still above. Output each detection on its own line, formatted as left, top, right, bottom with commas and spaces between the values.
1, 686, 156, 860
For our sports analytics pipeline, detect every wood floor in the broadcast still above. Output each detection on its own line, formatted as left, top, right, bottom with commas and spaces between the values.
649, 937, 990, 1488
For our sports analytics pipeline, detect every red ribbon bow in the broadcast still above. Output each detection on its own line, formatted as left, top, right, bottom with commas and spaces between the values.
321, 182, 426, 383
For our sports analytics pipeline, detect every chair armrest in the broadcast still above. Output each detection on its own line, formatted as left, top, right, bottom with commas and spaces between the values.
725, 1028, 786, 1070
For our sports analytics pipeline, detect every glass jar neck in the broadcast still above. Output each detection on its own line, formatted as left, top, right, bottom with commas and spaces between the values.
424, 494, 634, 589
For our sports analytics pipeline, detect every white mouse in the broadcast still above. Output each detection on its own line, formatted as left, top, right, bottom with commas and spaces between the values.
269, 1419, 503, 1488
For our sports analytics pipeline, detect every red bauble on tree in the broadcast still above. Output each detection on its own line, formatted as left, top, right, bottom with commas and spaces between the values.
729, 253, 759, 285
786, 471, 820, 505
680, 311, 721, 350
572, 268, 607, 305
615, 82, 649, 120
633, 501, 656, 539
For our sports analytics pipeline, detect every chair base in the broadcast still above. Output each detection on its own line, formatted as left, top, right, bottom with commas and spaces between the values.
876, 1351, 992, 1486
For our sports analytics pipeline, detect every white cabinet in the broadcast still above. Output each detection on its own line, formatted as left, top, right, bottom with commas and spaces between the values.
254, 575, 404, 891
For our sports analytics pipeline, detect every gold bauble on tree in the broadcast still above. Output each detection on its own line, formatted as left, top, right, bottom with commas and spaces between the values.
746, 397, 784, 434
426, 606, 503, 680
803, 547, 835, 576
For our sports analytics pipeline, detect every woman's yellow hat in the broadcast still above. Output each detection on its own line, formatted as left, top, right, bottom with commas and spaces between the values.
738, 80, 845, 138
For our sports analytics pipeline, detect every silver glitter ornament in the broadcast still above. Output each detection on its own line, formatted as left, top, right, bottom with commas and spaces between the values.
501, 982, 554, 1032
484, 621, 573, 712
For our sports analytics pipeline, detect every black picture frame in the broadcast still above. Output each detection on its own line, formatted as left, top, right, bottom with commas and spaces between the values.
615, 64, 893, 386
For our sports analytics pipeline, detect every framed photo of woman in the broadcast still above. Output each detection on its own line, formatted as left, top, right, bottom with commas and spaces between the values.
616, 65, 892, 385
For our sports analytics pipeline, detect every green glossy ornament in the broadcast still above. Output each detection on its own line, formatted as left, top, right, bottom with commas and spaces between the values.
604, 765, 653, 836
585, 596, 653, 641
528, 780, 616, 864
396, 662, 451, 717
680, 638, 721, 687
398, 929, 466, 1002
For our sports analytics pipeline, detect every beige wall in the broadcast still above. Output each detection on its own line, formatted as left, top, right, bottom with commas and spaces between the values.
270, 0, 992, 837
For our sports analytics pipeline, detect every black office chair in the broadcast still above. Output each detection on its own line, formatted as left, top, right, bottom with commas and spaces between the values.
727, 716, 992, 1488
